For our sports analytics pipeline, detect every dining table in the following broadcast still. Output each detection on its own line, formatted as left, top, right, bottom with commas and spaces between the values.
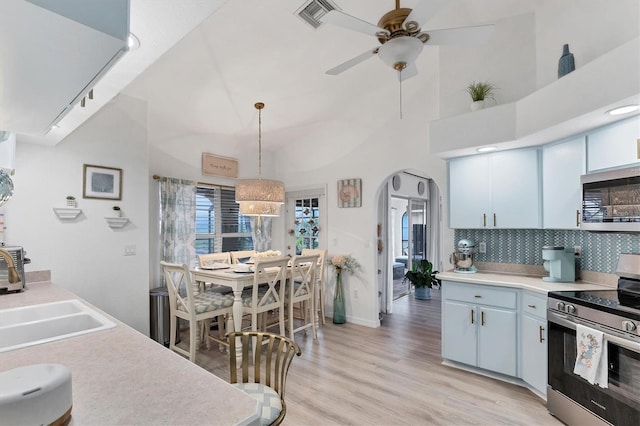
191, 266, 256, 335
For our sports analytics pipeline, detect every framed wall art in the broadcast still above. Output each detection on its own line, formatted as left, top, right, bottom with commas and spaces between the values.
83, 164, 122, 200
202, 153, 238, 178
337, 178, 362, 208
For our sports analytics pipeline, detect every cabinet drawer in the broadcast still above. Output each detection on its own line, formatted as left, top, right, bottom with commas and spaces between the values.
522, 292, 547, 320
443, 282, 517, 309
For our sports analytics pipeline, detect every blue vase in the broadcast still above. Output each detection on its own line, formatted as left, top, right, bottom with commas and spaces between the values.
558, 44, 575, 78
333, 270, 346, 324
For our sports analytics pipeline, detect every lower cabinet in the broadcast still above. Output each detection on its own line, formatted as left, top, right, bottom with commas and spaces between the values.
442, 281, 549, 398
442, 281, 518, 377
520, 291, 548, 396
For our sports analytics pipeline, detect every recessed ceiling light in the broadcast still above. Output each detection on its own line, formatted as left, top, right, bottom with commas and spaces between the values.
606, 105, 639, 115
127, 33, 140, 50
477, 146, 496, 152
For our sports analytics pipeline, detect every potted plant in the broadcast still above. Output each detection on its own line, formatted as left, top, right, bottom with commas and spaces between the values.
466, 81, 495, 111
112, 205, 121, 217
402, 259, 441, 300
66, 195, 76, 207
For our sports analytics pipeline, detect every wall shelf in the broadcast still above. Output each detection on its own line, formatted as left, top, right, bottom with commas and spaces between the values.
105, 217, 129, 228
53, 207, 82, 220
430, 37, 639, 158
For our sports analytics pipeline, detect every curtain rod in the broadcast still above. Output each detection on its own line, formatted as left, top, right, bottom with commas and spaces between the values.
152, 174, 235, 189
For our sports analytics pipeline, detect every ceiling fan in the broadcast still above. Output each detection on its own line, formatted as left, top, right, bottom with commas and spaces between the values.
321, 0, 495, 81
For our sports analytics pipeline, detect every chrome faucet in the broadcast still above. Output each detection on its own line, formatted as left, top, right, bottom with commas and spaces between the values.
0, 248, 21, 283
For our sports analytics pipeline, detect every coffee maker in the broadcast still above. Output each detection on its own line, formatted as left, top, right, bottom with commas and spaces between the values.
542, 245, 575, 282
450, 239, 477, 273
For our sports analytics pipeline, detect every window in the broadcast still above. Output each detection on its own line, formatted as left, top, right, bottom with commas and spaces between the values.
195, 185, 252, 254
293, 196, 320, 254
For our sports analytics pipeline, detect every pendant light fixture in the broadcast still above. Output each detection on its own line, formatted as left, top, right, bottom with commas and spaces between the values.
235, 102, 285, 216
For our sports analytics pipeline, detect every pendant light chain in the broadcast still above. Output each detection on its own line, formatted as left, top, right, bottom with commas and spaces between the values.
256, 102, 264, 178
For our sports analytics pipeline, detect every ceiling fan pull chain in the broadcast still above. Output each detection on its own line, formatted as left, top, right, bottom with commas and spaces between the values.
399, 71, 403, 119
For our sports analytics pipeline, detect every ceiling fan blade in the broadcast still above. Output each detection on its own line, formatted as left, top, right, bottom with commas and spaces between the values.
404, 0, 447, 27
398, 63, 418, 82
326, 48, 378, 75
320, 10, 389, 38
424, 24, 495, 46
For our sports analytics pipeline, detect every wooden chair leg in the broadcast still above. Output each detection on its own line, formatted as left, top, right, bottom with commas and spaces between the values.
189, 321, 198, 363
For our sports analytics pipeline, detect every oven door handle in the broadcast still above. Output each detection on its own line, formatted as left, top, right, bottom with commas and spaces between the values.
548, 311, 640, 353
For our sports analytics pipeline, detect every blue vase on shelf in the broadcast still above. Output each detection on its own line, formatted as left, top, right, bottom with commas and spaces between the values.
558, 44, 575, 78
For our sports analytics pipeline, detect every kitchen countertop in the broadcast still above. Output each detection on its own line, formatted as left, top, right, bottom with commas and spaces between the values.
0, 282, 260, 426
436, 271, 612, 295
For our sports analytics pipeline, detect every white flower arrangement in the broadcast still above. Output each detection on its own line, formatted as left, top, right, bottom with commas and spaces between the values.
328, 254, 360, 274
254, 250, 282, 259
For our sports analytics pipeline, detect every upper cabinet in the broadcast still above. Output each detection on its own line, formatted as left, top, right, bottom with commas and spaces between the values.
587, 116, 640, 172
542, 136, 586, 229
0, 0, 129, 135
449, 148, 541, 229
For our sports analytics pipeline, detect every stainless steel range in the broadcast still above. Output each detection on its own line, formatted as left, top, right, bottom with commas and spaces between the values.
547, 253, 640, 426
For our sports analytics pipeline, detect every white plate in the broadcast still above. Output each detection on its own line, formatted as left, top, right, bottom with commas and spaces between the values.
200, 264, 230, 270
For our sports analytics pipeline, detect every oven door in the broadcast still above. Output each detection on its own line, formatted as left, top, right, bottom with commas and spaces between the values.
548, 311, 640, 425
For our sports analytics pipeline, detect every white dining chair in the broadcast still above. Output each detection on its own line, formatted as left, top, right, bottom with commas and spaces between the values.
198, 252, 231, 268
240, 257, 289, 337
160, 261, 234, 363
288, 254, 319, 340
301, 248, 327, 325
230, 250, 257, 264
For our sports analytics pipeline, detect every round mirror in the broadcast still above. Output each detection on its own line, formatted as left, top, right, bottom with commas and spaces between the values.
0, 171, 14, 207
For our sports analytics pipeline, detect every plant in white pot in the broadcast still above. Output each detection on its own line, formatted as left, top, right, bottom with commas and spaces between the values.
402, 259, 441, 300
112, 206, 121, 217
466, 81, 495, 111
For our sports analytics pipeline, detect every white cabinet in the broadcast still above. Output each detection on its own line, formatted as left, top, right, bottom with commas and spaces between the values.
449, 148, 541, 229
520, 291, 548, 397
542, 136, 586, 229
442, 281, 518, 376
587, 116, 640, 172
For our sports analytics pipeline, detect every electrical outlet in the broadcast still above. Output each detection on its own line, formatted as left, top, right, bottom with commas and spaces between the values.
479, 241, 487, 254
574, 245, 581, 257
124, 245, 136, 256
353, 289, 358, 299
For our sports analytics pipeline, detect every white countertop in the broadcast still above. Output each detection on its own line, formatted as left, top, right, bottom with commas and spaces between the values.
0, 282, 260, 426
436, 271, 611, 295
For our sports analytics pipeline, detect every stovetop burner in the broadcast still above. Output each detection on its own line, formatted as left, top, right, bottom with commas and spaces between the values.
550, 289, 640, 320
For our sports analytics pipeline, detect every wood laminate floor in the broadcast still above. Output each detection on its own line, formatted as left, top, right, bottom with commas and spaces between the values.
192, 288, 563, 425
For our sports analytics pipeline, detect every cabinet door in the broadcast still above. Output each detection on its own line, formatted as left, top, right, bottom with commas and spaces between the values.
587, 116, 640, 171
543, 137, 585, 229
521, 315, 547, 395
442, 301, 478, 366
449, 156, 491, 228
478, 307, 517, 376
490, 149, 541, 228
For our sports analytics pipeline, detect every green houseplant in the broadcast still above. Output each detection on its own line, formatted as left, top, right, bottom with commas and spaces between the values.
402, 259, 441, 300
466, 81, 495, 111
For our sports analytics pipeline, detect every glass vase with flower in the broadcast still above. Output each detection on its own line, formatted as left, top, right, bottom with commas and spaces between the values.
328, 254, 360, 324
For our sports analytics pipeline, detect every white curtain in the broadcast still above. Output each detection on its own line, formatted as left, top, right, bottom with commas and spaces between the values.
159, 177, 197, 266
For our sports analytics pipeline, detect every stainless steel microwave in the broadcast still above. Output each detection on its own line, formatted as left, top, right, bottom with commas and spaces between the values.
580, 166, 640, 232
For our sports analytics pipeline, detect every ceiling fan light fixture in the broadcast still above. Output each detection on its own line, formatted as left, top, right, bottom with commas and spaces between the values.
377, 36, 424, 70
236, 102, 285, 217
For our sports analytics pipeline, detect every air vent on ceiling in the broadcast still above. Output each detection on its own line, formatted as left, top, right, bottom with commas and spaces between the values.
295, 0, 340, 29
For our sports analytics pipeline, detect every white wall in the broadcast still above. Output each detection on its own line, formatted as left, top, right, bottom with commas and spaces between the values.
534, 0, 640, 89
8, 95, 151, 334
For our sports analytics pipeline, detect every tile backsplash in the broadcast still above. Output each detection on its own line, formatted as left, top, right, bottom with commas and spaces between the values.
454, 229, 639, 274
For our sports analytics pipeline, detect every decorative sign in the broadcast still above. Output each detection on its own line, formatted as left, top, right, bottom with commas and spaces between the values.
202, 153, 238, 178
337, 178, 362, 208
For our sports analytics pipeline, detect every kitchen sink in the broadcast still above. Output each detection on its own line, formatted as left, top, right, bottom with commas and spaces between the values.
0, 299, 116, 352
